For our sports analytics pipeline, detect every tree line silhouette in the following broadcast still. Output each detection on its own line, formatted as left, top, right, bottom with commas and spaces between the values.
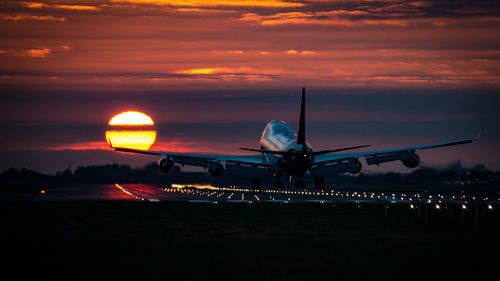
1, 161, 498, 190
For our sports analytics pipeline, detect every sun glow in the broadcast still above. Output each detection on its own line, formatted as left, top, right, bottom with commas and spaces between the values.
106, 111, 156, 150
109, 111, 154, 126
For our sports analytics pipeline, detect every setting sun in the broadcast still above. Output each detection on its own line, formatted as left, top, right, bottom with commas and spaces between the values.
108, 111, 154, 126
106, 111, 156, 150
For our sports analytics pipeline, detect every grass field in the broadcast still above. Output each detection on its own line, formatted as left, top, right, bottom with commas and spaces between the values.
1, 201, 499, 280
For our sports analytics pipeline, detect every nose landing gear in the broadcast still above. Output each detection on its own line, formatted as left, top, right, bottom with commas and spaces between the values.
251, 177, 262, 190
295, 178, 306, 189
273, 178, 284, 190
314, 176, 325, 190
273, 172, 284, 190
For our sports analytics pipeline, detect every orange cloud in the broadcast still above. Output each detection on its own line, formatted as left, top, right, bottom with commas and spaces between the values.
59, 45, 71, 51
19, 2, 46, 9
212, 50, 244, 54
240, 11, 410, 27
316, 10, 370, 16
175, 8, 233, 13
175, 67, 230, 74
366, 76, 433, 84
0, 13, 66, 22
20, 2, 101, 11
52, 4, 101, 11
173, 67, 280, 81
111, 0, 303, 8
285, 49, 315, 55
24, 48, 52, 58
0, 45, 70, 58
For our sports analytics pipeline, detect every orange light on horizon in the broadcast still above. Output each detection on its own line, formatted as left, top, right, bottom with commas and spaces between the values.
175, 68, 227, 75
106, 111, 156, 150
111, 0, 304, 8
109, 111, 154, 126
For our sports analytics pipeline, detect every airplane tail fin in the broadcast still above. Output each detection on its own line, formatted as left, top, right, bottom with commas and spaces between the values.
297, 87, 306, 145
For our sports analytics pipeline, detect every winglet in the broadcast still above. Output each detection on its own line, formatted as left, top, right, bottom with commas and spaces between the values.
476, 130, 482, 139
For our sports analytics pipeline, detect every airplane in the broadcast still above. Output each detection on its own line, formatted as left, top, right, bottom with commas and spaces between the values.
111, 87, 479, 189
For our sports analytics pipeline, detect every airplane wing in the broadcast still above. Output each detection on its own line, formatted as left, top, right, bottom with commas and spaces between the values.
112, 146, 273, 168
313, 135, 480, 168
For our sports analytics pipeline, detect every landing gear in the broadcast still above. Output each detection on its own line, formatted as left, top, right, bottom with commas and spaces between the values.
314, 176, 325, 190
273, 178, 284, 190
250, 177, 262, 190
295, 178, 306, 189
273, 172, 284, 190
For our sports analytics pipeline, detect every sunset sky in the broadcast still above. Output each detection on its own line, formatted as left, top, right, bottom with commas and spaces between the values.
1, 0, 499, 174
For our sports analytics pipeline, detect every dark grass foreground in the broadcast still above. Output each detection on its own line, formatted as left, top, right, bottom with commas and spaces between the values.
1, 202, 499, 281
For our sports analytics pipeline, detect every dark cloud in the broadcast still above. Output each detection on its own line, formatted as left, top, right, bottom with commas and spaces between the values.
2, 1, 499, 28
0, 70, 280, 79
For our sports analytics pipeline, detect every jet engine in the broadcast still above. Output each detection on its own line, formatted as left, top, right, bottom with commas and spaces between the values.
158, 157, 174, 174
208, 162, 224, 177
401, 153, 420, 168
347, 159, 362, 174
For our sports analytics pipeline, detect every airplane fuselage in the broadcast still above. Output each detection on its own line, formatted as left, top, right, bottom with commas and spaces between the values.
260, 120, 314, 176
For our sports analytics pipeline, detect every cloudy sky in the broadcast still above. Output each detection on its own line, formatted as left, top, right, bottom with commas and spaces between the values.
1, 0, 499, 174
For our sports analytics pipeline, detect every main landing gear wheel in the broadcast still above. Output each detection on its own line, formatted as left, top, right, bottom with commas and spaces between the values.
295, 179, 306, 189
273, 179, 284, 190
314, 176, 325, 190
251, 177, 262, 191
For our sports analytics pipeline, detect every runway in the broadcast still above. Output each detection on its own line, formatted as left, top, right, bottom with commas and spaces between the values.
2, 183, 498, 210
2, 184, 499, 281
113, 183, 499, 210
